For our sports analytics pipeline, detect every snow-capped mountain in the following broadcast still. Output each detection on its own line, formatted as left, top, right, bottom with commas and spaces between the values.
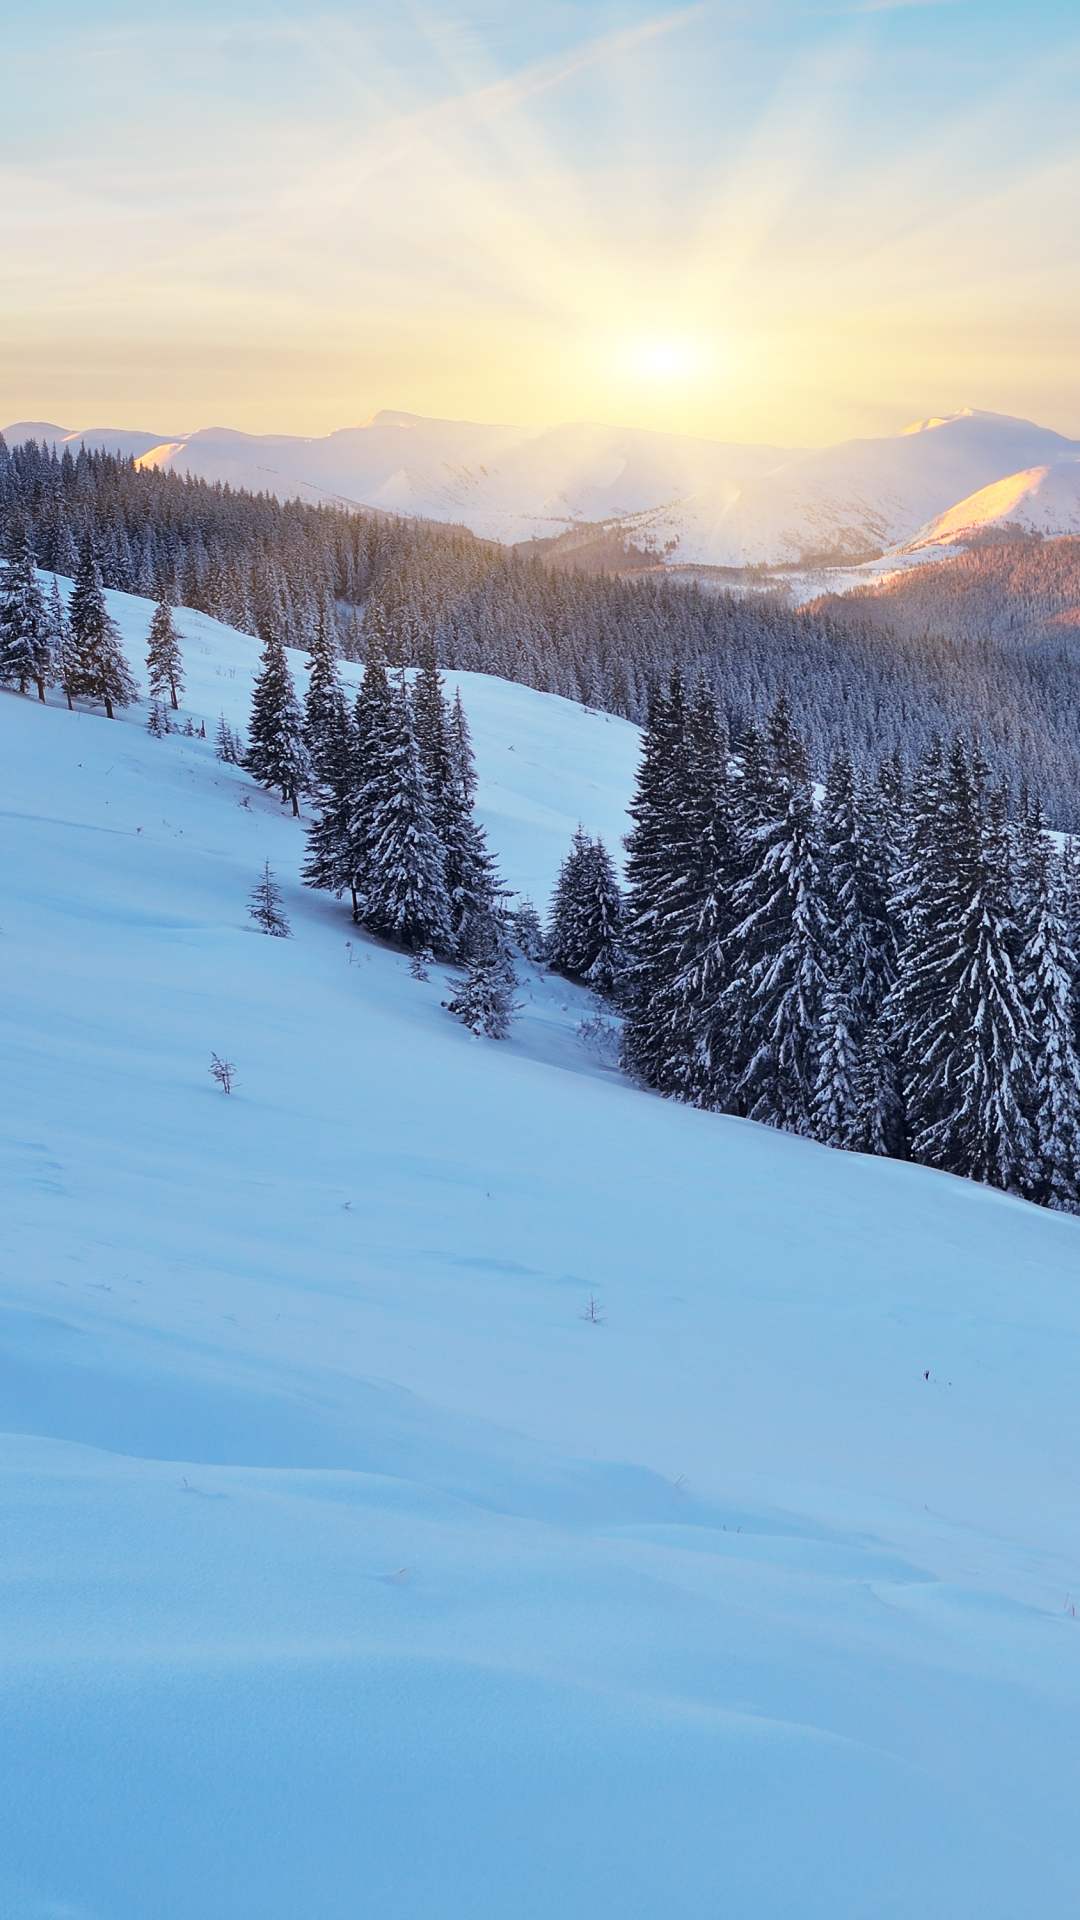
8, 406, 1080, 567
897, 456, 1080, 552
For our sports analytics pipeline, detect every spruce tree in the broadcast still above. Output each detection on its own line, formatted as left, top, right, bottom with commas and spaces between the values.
891, 737, 1036, 1192
244, 630, 309, 814
302, 614, 347, 787
0, 525, 51, 699
248, 860, 292, 936
46, 575, 76, 711
812, 752, 897, 1150
724, 698, 830, 1134
666, 687, 740, 1107
359, 677, 452, 952
68, 534, 138, 718
445, 913, 519, 1039
621, 674, 700, 1090
1014, 800, 1080, 1210
145, 599, 184, 710
412, 650, 501, 955
547, 826, 626, 995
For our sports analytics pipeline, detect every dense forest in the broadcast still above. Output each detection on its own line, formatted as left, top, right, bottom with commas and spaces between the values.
4, 432, 1080, 825
810, 531, 1080, 645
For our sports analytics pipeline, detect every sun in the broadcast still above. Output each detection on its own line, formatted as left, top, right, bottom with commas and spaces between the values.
624, 337, 700, 382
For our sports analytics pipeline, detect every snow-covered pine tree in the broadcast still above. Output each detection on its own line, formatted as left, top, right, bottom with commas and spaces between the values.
546, 826, 626, 995
620, 673, 701, 1090
509, 896, 546, 961
146, 698, 168, 737
665, 686, 740, 1107
812, 753, 864, 1149
445, 913, 519, 1039
302, 613, 347, 788
411, 646, 502, 955
891, 736, 1036, 1192
811, 751, 898, 1151
46, 575, 76, 711
248, 860, 291, 936
1014, 798, 1080, 1210
447, 686, 478, 802
244, 630, 309, 814
723, 697, 830, 1135
852, 751, 906, 1157
67, 534, 138, 718
301, 644, 364, 912
359, 677, 452, 953
145, 599, 184, 710
0, 525, 51, 699
215, 714, 244, 763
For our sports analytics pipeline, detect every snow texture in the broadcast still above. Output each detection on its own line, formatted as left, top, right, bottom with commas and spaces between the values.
1, 583, 1079, 1917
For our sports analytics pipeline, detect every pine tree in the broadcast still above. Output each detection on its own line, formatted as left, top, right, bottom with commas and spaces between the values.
146, 698, 168, 737
0, 525, 51, 699
359, 678, 452, 952
509, 896, 546, 961
445, 914, 519, 1038
620, 674, 701, 1090
1014, 800, 1080, 1210
145, 599, 184, 710
302, 613, 347, 787
547, 826, 626, 995
215, 713, 243, 763
723, 698, 830, 1134
812, 752, 895, 1150
244, 630, 309, 814
68, 534, 137, 718
46, 575, 76, 711
248, 860, 292, 936
891, 737, 1036, 1192
666, 688, 740, 1107
412, 649, 501, 955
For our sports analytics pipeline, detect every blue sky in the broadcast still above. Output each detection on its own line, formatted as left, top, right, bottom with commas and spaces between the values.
3, 0, 1079, 441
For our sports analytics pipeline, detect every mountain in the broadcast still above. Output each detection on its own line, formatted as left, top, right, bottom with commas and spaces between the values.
622, 409, 1080, 567
897, 457, 1080, 552
1, 588, 1080, 1915
9, 405, 1080, 569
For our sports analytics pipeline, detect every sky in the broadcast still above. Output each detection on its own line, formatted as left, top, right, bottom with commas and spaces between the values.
2, 0, 1080, 446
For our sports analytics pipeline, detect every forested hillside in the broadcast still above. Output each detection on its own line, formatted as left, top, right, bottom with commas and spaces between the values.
811, 533, 1080, 644
5, 433, 1080, 824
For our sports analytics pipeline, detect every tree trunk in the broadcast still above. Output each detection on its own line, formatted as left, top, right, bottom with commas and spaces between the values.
36, 678, 46, 702
291, 791, 300, 818
170, 682, 178, 710
65, 688, 73, 711
350, 887, 360, 920
105, 696, 114, 719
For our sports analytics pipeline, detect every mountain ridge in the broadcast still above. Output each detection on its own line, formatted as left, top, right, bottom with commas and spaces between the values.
7, 406, 1080, 571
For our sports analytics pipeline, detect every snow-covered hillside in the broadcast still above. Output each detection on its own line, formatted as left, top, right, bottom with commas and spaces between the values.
898, 456, 1080, 553
3, 590, 1080, 1918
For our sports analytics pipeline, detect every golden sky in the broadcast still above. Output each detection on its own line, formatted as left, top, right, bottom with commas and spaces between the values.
4, 1, 1080, 445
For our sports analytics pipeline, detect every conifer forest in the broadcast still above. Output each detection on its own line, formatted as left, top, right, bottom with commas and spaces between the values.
5, 428, 1080, 1212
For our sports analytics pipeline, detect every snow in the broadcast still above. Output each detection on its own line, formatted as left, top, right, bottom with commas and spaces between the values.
899, 455, 1080, 551
12, 406, 1080, 572
2, 586, 1080, 1916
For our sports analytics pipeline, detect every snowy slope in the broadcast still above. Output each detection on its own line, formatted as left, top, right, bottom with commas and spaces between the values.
2, 592, 1080, 1918
898, 456, 1080, 552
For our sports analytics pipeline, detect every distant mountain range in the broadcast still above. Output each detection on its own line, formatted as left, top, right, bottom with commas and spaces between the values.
7, 406, 1080, 571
